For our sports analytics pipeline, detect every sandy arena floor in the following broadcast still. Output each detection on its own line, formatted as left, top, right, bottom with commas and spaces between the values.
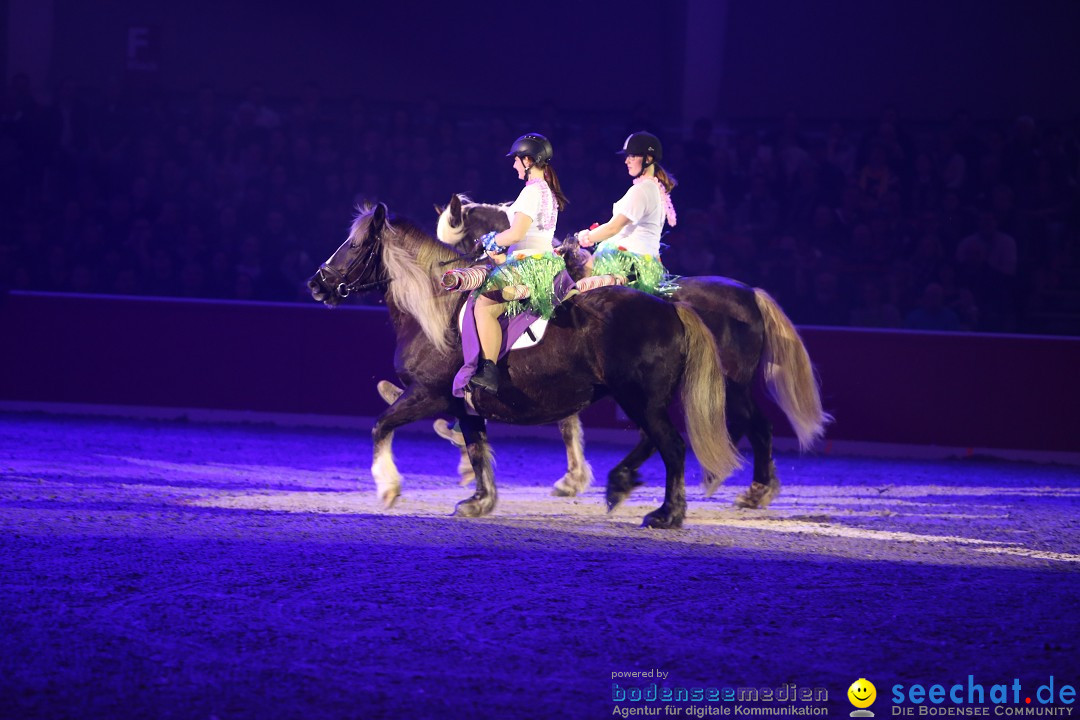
1, 412, 1078, 719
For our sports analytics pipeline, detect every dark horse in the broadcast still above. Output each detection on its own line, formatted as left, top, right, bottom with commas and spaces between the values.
436, 193, 831, 509
308, 203, 742, 528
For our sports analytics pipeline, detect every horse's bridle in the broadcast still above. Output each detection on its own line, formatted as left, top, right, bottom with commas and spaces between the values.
317, 228, 391, 299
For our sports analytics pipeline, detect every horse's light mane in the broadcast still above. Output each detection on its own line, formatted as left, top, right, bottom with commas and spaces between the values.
359, 210, 468, 354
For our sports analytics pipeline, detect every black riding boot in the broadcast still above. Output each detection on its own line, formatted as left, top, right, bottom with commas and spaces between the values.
470, 359, 500, 393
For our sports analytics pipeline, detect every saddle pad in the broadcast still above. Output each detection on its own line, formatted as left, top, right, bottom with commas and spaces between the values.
457, 304, 548, 351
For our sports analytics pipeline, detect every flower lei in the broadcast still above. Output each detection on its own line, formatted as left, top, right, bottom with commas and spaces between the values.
633, 175, 677, 227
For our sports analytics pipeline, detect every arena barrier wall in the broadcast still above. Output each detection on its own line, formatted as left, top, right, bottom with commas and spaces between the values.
2, 291, 1078, 454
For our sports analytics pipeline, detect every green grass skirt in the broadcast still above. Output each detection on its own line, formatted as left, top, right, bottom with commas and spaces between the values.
480, 251, 566, 318
591, 243, 677, 296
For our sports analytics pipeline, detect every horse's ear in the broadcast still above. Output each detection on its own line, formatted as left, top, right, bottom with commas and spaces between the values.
434, 203, 444, 216
448, 194, 463, 227
372, 202, 388, 232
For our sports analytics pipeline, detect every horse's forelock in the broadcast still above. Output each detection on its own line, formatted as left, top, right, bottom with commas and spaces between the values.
351, 202, 377, 225
345, 203, 379, 244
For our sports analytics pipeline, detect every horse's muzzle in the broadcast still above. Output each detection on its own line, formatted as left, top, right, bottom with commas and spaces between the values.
307, 278, 326, 303
308, 269, 338, 305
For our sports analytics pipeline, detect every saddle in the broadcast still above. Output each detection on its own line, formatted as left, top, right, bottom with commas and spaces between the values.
456, 303, 547, 351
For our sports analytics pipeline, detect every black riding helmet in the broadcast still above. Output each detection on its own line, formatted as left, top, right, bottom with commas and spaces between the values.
506, 133, 554, 167
618, 131, 663, 162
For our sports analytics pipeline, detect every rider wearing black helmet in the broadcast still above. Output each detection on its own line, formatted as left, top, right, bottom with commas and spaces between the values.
620, 131, 663, 175
506, 133, 554, 166
462, 133, 569, 394
574, 131, 678, 295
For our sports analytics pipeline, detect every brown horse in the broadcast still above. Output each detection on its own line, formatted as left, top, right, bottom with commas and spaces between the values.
308, 203, 741, 528
436, 193, 831, 509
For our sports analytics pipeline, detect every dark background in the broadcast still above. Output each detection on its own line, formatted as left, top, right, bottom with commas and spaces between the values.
46, 1, 684, 111
3, 0, 1080, 334
719, 0, 1080, 119
35, 0, 1080, 119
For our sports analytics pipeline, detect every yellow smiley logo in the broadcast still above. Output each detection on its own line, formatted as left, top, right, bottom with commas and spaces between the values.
848, 678, 877, 708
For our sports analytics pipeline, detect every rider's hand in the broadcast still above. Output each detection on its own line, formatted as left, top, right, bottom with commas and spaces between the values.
479, 231, 502, 254
577, 229, 594, 247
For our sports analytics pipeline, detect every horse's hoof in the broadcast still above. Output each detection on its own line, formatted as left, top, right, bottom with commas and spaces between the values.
453, 496, 493, 518
376, 380, 404, 405
434, 419, 466, 448
606, 488, 633, 512
605, 485, 643, 512
702, 472, 724, 497
605, 470, 643, 512
553, 468, 592, 497
734, 480, 778, 509
380, 489, 400, 509
642, 507, 685, 529
733, 489, 759, 509
552, 479, 578, 497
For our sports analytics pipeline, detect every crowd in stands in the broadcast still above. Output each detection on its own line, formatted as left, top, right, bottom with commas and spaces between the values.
2, 74, 1078, 334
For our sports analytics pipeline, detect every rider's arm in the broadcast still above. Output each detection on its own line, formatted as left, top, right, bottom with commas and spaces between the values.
493, 212, 533, 249
579, 214, 630, 247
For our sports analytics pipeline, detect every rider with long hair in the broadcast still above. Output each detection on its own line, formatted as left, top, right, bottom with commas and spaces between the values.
576, 131, 678, 294
468, 133, 569, 393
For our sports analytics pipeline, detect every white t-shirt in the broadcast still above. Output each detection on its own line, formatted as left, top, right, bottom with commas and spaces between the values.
606, 179, 665, 256
506, 180, 558, 254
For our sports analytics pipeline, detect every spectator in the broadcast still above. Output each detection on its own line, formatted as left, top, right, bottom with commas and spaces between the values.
679, 117, 718, 212
1, 77, 1076, 335
850, 277, 902, 328
956, 210, 1018, 278
801, 272, 848, 326
236, 83, 281, 131
825, 122, 856, 178
906, 283, 962, 331
909, 152, 942, 215
937, 132, 967, 191
732, 174, 780, 241
858, 142, 898, 208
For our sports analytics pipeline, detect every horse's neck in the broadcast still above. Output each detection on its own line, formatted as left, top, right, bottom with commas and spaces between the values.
384, 292, 423, 342
383, 286, 464, 349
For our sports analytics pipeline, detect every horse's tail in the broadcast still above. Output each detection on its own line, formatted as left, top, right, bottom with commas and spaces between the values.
675, 303, 743, 486
753, 288, 833, 450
